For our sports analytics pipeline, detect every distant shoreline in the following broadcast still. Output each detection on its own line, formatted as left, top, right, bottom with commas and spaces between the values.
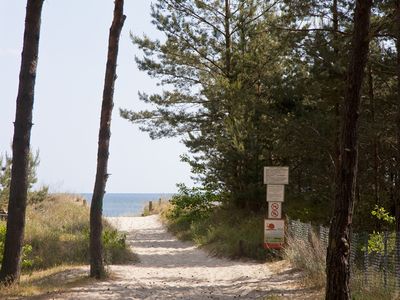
79, 193, 174, 217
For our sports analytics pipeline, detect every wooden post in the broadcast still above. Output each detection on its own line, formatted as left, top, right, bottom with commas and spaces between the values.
149, 201, 153, 212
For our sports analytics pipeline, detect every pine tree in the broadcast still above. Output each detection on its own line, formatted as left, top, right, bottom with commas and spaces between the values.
0, 0, 45, 284
325, 0, 373, 298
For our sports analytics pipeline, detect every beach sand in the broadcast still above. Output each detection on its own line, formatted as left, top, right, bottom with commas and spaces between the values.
42, 215, 319, 299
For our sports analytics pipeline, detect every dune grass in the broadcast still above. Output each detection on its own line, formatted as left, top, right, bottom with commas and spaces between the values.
0, 194, 135, 284
0, 193, 136, 297
283, 231, 326, 287
21, 193, 136, 270
0, 265, 93, 298
142, 199, 171, 216
159, 200, 277, 261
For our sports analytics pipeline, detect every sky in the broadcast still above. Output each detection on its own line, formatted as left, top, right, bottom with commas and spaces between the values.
0, 0, 193, 193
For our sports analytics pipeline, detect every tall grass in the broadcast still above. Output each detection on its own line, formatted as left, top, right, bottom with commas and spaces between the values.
4, 193, 135, 271
283, 231, 326, 287
161, 202, 277, 260
283, 228, 399, 298
142, 199, 170, 216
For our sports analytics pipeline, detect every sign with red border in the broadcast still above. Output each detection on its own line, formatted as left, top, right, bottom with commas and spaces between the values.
264, 219, 285, 249
268, 201, 282, 219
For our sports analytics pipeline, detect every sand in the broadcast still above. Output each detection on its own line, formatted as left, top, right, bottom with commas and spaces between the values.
43, 215, 318, 299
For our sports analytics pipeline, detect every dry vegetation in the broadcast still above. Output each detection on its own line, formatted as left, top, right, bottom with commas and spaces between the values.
0, 193, 136, 298
283, 232, 326, 288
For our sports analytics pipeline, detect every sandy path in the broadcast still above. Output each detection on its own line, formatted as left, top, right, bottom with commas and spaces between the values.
46, 215, 315, 299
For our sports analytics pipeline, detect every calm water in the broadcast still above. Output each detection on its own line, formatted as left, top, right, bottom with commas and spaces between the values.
81, 193, 173, 217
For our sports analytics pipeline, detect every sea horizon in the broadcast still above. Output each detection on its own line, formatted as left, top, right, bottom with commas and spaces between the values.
80, 192, 174, 217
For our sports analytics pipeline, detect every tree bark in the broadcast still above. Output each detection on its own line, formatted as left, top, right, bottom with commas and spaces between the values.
90, 0, 125, 279
224, 0, 231, 80
0, 0, 44, 285
325, 0, 372, 299
394, 0, 400, 290
367, 64, 380, 205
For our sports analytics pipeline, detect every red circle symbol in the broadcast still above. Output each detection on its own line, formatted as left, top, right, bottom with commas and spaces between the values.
271, 203, 280, 210
267, 223, 275, 229
271, 210, 279, 217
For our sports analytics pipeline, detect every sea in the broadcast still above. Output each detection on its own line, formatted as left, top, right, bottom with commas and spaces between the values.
80, 193, 174, 217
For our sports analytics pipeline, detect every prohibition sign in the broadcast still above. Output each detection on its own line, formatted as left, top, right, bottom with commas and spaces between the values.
269, 201, 281, 218
271, 210, 279, 217
271, 203, 279, 210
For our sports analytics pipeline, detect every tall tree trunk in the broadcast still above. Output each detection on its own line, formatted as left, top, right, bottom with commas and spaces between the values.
394, 0, 400, 290
367, 65, 380, 208
224, 0, 231, 80
332, 0, 342, 200
395, 0, 400, 242
90, 0, 125, 279
0, 0, 44, 285
325, 0, 372, 299
332, 0, 340, 173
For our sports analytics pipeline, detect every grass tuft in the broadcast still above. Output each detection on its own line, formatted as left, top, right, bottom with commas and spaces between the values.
283, 230, 326, 287
161, 203, 278, 261
0, 265, 93, 298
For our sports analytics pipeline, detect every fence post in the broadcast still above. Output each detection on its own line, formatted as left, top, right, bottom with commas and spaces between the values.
364, 233, 369, 286
384, 231, 388, 289
149, 201, 153, 212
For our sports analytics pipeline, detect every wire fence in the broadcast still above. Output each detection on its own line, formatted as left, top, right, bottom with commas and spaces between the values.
287, 219, 400, 294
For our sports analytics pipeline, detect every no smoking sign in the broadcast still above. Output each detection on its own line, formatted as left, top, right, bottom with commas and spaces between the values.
268, 201, 282, 219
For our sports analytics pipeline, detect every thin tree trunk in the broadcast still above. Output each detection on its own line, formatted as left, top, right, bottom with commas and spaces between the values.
325, 0, 372, 299
332, 0, 340, 176
395, 0, 400, 240
394, 0, 400, 290
90, 0, 125, 279
367, 64, 380, 207
0, 0, 44, 285
224, 0, 231, 80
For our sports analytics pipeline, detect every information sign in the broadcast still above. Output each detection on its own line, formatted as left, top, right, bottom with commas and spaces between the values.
264, 219, 285, 249
264, 167, 289, 185
266, 185, 285, 202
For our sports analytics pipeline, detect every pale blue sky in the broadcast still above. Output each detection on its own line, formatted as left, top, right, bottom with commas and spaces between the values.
0, 1, 193, 193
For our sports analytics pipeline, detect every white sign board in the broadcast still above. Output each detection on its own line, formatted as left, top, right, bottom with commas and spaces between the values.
264, 167, 289, 185
268, 201, 282, 219
264, 219, 285, 249
266, 185, 285, 202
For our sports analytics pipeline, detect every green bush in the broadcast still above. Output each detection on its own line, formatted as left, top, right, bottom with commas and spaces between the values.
162, 186, 273, 260
0, 150, 47, 209
21, 194, 135, 270
0, 222, 34, 271
168, 184, 217, 221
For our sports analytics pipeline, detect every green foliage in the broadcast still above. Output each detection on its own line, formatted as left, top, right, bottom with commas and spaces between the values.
163, 187, 272, 260
122, 0, 306, 212
167, 184, 217, 222
0, 222, 34, 271
362, 206, 395, 254
23, 194, 135, 270
101, 228, 128, 264
0, 150, 48, 209
124, 0, 400, 231
370, 205, 395, 225
28, 186, 49, 205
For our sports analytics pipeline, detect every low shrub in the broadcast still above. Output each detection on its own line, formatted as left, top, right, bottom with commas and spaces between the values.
161, 186, 274, 260
0, 223, 34, 270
